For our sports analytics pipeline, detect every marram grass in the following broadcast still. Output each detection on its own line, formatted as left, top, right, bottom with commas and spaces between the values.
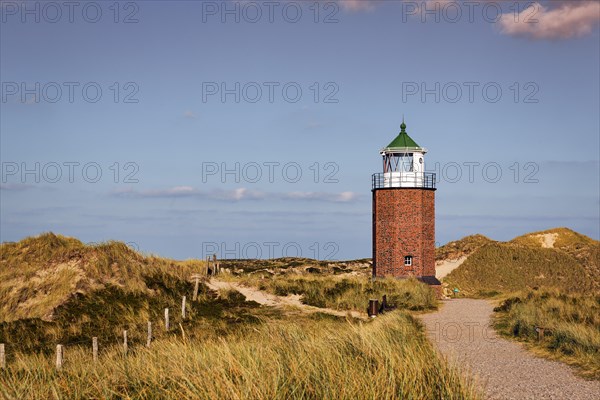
232, 274, 437, 312
0, 312, 481, 400
494, 290, 600, 379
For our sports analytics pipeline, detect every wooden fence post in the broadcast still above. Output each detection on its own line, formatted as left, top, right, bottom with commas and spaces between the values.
368, 299, 379, 318
147, 321, 152, 347
182, 296, 187, 319
123, 330, 128, 354
536, 327, 545, 341
92, 337, 98, 362
165, 308, 170, 331
56, 345, 63, 370
0, 343, 5, 369
193, 277, 200, 301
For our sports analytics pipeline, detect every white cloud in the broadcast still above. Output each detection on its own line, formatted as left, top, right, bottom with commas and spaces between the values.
334, 0, 599, 40
164, 186, 195, 195
499, 1, 600, 40
338, 0, 377, 12
113, 186, 197, 198
283, 191, 360, 202
337, 191, 360, 202
112, 186, 360, 203
211, 188, 266, 201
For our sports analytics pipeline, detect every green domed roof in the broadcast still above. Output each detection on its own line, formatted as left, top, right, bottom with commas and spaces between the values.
383, 122, 423, 151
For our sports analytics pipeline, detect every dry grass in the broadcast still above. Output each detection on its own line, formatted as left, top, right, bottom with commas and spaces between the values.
440, 228, 599, 297
0, 233, 205, 322
0, 311, 481, 400
435, 234, 493, 261
443, 242, 597, 297
510, 227, 596, 250
510, 227, 600, 284
230, 274, 438, 312
494, 291, 600, 379
220, 258, 372, 277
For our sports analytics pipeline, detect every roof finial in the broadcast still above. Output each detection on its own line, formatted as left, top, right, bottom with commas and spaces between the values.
400, 116, 406, 132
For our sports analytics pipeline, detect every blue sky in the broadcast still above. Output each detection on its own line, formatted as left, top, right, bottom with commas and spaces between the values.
1, 0, 599, 260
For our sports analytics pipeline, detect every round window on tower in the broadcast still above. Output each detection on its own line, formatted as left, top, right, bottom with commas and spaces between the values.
419, 157, 423, 164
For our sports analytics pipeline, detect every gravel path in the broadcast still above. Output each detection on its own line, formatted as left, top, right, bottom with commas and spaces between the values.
419, 299, 600, 400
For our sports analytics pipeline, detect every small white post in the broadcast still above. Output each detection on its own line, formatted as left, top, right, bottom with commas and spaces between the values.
147, 321, 152, 347
165, 308, 170, 331
92, 337, 98, 362
56, 345, 63, 370
182, 296, 187, 319
123, 330, 128, 354
0, 343, 5, 369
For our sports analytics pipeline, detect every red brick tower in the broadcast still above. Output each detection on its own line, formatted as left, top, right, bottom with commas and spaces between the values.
372, 121, 440, 285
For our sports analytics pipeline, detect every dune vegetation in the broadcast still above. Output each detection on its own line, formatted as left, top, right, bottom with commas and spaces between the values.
510, 227, 600, 282
219, 257, 371, 276
437, 228, 600, 378
440, 228, 599, 297
231, 274, 437, 312
0, 233, 482, 399
443, 241, 598, 297
4, 227, 597, 396
0, 233, 205, 322
0, 311, 481, 400
494, 290, 600, 379
435, 234, 493, 261
0, 233, 224, 355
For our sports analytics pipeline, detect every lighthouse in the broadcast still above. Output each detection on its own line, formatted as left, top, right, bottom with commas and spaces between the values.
372, 121, 440, 286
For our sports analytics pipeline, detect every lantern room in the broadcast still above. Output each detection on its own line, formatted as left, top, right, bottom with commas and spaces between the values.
372, 121, 435, 190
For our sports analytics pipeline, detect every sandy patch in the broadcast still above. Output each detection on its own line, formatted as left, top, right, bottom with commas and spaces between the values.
435, 256, 468, 279
534, 233, 559, 248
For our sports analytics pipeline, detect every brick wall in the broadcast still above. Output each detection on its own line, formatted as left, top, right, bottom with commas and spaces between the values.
372, 188, 435, 278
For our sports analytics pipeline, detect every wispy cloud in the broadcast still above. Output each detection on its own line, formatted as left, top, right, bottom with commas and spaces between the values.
499, 1, 600, 40
336, 0, 599, 40
338, 0, 377, 12
112, 186, 359, 203
282, 191, 360, 202
211, 188, 267, 201
113, 186, 197, 198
